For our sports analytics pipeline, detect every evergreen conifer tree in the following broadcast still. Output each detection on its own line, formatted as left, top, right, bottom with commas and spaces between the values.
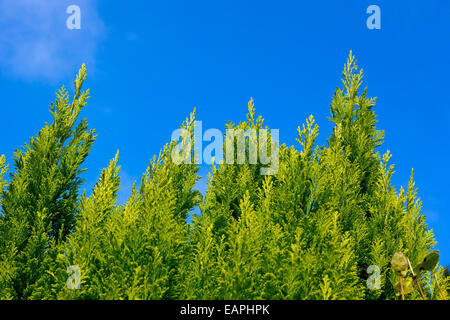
30, 111, 200, 299
0, 65, 95, 299
1, 54, 448, 300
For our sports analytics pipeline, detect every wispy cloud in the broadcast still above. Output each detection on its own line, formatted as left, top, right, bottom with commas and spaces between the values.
118, 168, 137, 206
0, 0, 105, 81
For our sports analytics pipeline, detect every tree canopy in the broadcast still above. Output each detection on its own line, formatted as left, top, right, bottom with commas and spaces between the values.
0, 53, 448, 300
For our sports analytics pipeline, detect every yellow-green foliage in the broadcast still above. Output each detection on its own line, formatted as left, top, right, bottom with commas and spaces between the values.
0, 53, 447, 300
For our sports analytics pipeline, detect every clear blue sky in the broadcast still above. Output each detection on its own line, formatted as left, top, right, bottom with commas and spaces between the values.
0, 0, 449, 266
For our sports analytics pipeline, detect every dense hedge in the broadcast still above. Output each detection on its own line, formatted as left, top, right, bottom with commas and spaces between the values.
0, 53, 448, 300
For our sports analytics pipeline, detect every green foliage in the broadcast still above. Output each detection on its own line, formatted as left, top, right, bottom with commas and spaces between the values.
0, 65, 95, 299
0, 53, 445, 300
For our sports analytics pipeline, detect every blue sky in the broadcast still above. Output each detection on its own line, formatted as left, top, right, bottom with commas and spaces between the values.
0, 0, 449, 266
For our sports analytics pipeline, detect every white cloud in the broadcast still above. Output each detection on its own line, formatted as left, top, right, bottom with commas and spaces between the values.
0, 0, 105, 82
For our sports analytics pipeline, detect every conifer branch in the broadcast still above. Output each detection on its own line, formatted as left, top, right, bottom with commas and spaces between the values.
434, 274, 446, 300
